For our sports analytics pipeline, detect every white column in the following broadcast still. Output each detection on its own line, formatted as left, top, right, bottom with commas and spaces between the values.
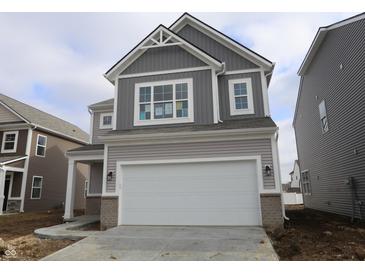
0, 168, 6, 215
64, 159, 76, 220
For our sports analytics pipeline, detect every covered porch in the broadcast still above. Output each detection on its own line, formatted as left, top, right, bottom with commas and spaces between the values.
0, 156, 27, 214
64, 144, 104, 220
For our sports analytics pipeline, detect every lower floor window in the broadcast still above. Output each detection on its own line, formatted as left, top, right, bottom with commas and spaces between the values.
31, 176, 43, 199
301, 170, 311, 195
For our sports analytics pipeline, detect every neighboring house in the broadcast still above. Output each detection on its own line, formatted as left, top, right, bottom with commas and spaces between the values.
64, 13, 284, 229
288, 160, 301, 193
0, 94, 88, 214
293, 13, 365, 219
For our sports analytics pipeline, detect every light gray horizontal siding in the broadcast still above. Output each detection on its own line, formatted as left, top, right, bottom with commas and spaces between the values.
89, 163, 102, 194
121, 46, 207, 75
218, 72, 265, 119
105, 139, 275, 193
177, 24, 258, 71
92, 111, 113, 144
0, 104, 22, 123
116, 70, 213, 130
294, 18, 365, 219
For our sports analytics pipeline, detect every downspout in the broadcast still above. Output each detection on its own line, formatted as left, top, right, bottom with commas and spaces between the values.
216, 62, 226, 123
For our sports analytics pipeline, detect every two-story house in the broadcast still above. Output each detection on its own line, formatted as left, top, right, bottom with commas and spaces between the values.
0, 94, 88, 214
294, 13, 365, 219
64, 13, 284, 229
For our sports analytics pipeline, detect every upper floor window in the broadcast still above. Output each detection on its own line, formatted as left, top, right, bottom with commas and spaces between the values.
1, 131, 18, 153
319, 100, 328, 133
134, 79, 194, 126
301, 170, 311, 195
35, 134, 47, 157
228, 78, 254, 116
99, 113, 113, 129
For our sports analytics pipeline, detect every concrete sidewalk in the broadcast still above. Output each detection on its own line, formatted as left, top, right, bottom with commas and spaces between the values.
43, 226, 278, 261
35, 215, 100, 240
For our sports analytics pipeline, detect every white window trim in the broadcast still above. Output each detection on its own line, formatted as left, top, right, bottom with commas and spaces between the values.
35, 134, 47, 157
133, 78, 194, 126
319, 100, 329, 134
228, 78, 255, 116
30, 176, 43, 200
301, 169, 312, 196
1, 131, 19, 153
99, 112, 113, 129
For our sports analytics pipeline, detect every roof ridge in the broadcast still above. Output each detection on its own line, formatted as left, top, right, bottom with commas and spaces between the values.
0, 93, 85, 131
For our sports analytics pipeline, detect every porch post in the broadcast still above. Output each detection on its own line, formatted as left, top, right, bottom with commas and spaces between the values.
64, 159, 76, 220
0, 168, 6, 215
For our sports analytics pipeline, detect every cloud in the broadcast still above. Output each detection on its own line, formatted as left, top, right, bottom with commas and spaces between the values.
0, 13, 355, 183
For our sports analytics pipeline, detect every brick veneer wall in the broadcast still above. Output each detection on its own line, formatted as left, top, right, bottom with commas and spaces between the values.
85, 196, 101, 215
100, 196, 118, 230
260, 193, 283, 228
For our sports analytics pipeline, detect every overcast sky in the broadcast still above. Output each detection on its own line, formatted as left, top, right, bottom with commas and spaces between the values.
0, 12, 355, 183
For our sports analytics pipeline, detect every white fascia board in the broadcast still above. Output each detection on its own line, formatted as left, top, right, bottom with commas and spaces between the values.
170, 15, 273, 70
104, 25, 222, 83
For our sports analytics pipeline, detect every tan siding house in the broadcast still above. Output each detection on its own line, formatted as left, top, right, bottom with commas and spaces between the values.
0, 94, 88, 214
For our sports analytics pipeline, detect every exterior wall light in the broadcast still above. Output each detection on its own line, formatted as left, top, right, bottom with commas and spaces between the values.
107, 171, 113, 181
265, 165, 272, 176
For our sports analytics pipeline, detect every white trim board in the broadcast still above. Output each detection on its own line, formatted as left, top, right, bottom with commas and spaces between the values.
118, 66, 211, 79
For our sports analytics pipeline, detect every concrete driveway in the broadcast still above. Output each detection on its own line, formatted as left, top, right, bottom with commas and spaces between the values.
43, 226, 278, 261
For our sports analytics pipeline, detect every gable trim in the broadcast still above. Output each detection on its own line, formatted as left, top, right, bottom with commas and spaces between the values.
118, 66, 211, 79
170, 13, 273, 70
104, 25, 223, 83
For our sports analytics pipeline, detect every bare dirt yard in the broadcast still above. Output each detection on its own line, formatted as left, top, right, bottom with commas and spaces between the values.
0, 210, 75, 261
267, 206, 365, 260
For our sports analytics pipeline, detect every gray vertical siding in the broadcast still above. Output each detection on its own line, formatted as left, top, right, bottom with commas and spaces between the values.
116, 70, 213, 130
106, 139, 275, 193
92, 111, 113, 144
89, 163, 102, 194
218, 72, 265, 119
121, 46, 207, 75
294, 18, 365, 219
177, 24, 259, 71
0, 104, 23, 123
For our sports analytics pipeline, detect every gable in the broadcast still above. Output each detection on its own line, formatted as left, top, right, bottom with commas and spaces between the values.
177, 24, 259, 71
121, 45, 208, 75
105, 25, 222, 83
0, 103, 23, 123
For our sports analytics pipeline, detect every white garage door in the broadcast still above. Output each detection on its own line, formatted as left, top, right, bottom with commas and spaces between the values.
119, 159, 261, 226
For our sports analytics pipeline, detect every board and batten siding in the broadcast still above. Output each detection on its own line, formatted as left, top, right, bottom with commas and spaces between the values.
92, 111, 113, 144
121, 46, 207, 75
294, 18, 365, 219
218, 72, 265, 119
177, 24, 259, 71
116, 70, 213, 130
105, 139, 276, 193
0, 104, 23, 123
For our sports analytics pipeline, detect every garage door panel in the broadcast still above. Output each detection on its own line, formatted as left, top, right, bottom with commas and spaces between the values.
119, 160, 261, 226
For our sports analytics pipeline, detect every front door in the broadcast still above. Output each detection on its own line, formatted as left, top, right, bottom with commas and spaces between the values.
2, 174, 12, 212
